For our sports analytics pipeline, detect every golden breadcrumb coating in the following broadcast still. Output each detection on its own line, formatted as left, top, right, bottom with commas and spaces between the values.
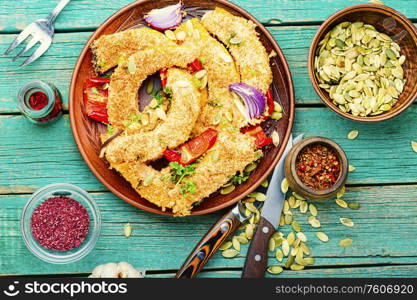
91, 27, 174, 73
104, 68, 201, 164
201, 8, 272, 93
174, 19, 249, 134
107, 45, 196, 128
112, 130, 258, 216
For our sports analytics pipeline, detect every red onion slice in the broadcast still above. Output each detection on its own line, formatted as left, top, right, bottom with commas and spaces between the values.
229, 83, 266, 119
144, 2, 183, 31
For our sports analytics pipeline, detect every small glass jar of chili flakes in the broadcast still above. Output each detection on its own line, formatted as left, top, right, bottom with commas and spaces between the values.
17, 80, 62, 124
284, 137, 348, 201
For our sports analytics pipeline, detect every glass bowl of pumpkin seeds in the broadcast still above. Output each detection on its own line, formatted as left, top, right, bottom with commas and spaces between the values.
308, 3, 417, 122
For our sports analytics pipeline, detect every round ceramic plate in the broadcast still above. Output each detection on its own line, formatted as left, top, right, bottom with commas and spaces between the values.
69, 0, 295, 216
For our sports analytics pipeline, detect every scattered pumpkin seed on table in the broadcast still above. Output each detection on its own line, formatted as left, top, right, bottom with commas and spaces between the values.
348, 202, 361, 210
267, 265, 283, 275
349, 165, 356, 172
336, 198, 348, 208
316, 232, 329, 242
281, 178, 289, 193
340, 217, 355, 227
314, 21, 406, 117
348, 130, 359, 140
222, 249, 239, 258
339, 238, 353, 247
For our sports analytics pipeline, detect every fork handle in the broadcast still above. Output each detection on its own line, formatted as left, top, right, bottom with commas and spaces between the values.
47, 0, 71, 24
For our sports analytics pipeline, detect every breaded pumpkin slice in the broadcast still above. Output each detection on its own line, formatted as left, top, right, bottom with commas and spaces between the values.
174, 18, 248, 134
107, 45, 196, 128
104, 68, 202, 164
112, 130, 259, 216
91, 27, 174, 73
201, 8, 272, 93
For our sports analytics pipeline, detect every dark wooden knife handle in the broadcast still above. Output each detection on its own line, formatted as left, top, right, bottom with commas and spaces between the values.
175, 210, 241, 278
242, 216, 275, 278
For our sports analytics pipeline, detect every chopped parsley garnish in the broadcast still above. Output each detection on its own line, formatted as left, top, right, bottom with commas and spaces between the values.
199, 58, 206, 64
169, 162, 196, 184
208, 100, 223, 107
124, 113, 141, 127
180, 181, 197, 196
107, 124, 114, 135
151, 90, 164, 107
163, 87, 172, 96
229, 174, 249, 185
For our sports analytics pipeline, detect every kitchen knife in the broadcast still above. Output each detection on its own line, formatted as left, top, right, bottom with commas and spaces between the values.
241, 134, 303, 278
175, 198, 261, 278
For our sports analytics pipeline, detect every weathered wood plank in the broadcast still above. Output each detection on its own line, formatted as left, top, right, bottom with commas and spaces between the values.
0, 0, 416, 33
1, 184, 417, 276
1, 105, 417, 194
1, 26, 416, 113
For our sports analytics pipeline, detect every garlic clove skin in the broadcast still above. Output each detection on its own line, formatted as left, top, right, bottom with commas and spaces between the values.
89, 262, 144, 278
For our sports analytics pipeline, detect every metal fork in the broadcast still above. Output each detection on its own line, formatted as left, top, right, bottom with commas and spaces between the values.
4, 0, 71, 67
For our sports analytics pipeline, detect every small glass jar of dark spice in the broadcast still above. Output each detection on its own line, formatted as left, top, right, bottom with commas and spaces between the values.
17, 80, 62, 124
284, 137, 348, 201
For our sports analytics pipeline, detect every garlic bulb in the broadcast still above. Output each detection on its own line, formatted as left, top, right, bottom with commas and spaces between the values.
89, 262, 145, 278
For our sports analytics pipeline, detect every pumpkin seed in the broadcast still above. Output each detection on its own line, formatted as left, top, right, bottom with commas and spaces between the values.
268, 238, 276, 251
219, 241, 232, 250
339, 238, 353, 247
340, 217, 354, 227
250, 192, 267, 201
300, 201, 308, 214
222, 249, 239, 258
245, 202, 258, 213
244, 162, 257, 173
281, 178, 289, 193
336, 198, 348, 208
296, 232, 307, 242
267, 265, 283, 275
124, 223, 132, 237
290, 264, 304, 271
232, 236, 241, 251
146, 80, 154, 94
271, 112, 283, 120
282, 240, 290, 256
275, 249, 284, 262
348, 130, 359, 140
411, 141, 417, 153
349, 165, 356, 172
300, 242, 310, 255
274, 102, 283, 112
284, 214, 293, 225
348, 202, 361, 210
308, 216, 321, 228
337, 185, 346, 198
272, 130, 280, 146
303, 257, 315, 265
165, 30, 176, 40
143, 175, 154, 187
261, 179, 269, 188
316, 232, 329, 242
246, 224, 254, 239
284, 255, 295, 268
309, 203, 318, 216
292, 221, 301, 232
220, 184, 235, 195
293, 192, 306, 200
287, 232, 295, 246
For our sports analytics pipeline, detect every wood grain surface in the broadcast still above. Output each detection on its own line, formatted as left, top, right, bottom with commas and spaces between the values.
0, 0, 416, 277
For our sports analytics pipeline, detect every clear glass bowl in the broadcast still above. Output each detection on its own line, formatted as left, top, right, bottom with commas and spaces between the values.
21, 183, 101, 264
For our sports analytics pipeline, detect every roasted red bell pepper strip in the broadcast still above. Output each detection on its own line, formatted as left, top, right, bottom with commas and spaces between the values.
160, 69, 168, 88
266, 89, 275, 116
241, 125, 273, 148
187, 58, 204, 73
83, 77, 110, 124
164, 128, 218, 165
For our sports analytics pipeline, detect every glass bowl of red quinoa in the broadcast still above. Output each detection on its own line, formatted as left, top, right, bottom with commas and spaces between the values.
21, 183, 101, 264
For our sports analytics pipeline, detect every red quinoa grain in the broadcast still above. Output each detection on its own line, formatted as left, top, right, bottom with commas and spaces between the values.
30, 196, 89, 251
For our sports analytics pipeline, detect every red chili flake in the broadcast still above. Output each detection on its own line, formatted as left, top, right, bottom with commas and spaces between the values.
30, 196, 89, 251
296, 143, 341, 190
28, 91, 48, 110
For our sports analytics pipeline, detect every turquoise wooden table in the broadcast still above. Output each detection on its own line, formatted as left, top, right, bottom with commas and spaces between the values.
1, 0, 417, 277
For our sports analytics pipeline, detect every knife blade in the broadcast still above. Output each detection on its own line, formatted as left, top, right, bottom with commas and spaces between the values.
241, 134, 303, 278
